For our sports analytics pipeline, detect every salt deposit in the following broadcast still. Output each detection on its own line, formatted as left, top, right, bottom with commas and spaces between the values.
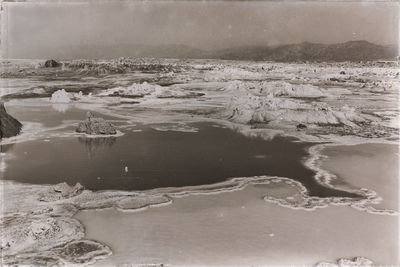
98, 82, 160, 97
50, 89, 72, 103
225, 81, 367, 127
1, 58, 399, 265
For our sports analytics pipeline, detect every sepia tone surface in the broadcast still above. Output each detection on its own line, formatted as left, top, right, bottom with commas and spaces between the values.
0, 1, 399, 266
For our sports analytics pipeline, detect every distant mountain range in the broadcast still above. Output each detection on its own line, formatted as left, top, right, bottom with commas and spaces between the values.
209, 41, 398, 62
18, 40, 399, 62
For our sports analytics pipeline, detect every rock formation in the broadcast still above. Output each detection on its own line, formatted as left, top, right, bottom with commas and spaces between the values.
76, 112, 117, 135
38, 182, 85, 202
296, 123, 307, 130
44, 59, 61, 68
0, 102, 23, 138
53, 182, 84, 198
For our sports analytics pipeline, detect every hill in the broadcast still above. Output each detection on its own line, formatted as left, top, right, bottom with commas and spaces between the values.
209, 41, 398, 62
16, 41, 398, 62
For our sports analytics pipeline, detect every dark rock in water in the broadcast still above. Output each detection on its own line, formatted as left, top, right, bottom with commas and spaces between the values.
340, 71, 346, 75
296, 123, 307, 130
0, 102, 22, 138
44, 59, 61, 68
76, 112, 117, 135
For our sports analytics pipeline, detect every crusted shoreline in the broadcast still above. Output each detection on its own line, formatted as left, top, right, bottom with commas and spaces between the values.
1, 102, 398, 265
1, 58, 398, 265
1, 138, 398, 266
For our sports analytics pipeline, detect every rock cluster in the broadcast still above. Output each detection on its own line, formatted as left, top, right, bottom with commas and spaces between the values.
296, 123, 307, 130
39, 182, 84, 202
76, 112, 117, 135
0, 102, 22, 138
44, 59, 61, 68
53, 182, 84, 198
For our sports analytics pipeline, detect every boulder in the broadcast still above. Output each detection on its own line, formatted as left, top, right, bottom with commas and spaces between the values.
44, 59, 60, 68
76, 112, 117, 135
296, 123, 307, 130
0, 102, 23, 138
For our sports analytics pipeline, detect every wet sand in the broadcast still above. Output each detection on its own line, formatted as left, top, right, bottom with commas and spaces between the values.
75, 144, 399, 266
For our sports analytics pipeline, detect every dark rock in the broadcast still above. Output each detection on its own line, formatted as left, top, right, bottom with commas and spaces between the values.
57, 239, 112, 264
44, 59, 61, 68
76, 112, 117, 135
296, 123, 307, 130
0, 102, 22, 138
355, 78, 367, 83
340, 71, 346, 75
329, 77, 345, 82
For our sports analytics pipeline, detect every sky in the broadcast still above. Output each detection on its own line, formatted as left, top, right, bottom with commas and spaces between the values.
1, 1, 399, 59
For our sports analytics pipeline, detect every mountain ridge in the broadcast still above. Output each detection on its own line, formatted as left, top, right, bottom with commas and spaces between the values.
13, 40, 398, 62
208, 40, 398, 62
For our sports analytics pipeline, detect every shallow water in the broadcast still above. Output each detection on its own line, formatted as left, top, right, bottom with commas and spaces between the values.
76, 183, 398, 266
0, 102, 358, 197
0, 121, 347, 197
1, 60, 399, 266
322, 143, 399, 211
75, 142, 399, 266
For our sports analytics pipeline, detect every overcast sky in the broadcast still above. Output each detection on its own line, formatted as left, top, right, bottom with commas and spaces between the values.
2, 1, 399, 59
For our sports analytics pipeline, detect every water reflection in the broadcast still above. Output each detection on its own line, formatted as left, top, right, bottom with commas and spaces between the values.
51, 103, 70, 113
0, 144, 15, 153
1, 123, 357, 197
0, 144, 15, 176
78, 136, 117, 159
229, 124, 281, 141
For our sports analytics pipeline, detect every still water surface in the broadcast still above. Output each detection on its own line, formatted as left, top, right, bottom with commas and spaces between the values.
1, 105, 357, 197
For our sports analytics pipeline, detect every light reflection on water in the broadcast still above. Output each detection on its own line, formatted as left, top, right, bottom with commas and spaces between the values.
1, 116, 357, 198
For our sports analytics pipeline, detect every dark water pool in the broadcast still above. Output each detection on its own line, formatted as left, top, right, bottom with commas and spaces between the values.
0, 121, 357, 198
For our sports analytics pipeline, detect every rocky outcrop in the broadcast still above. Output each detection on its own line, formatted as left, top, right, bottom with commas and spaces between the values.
296, 123, 307, 130
53, 182, 84, 198
0, 102, 22, 138
44, 59, 61, 68
38, 182, 85, 202
76, 112, 117, 135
